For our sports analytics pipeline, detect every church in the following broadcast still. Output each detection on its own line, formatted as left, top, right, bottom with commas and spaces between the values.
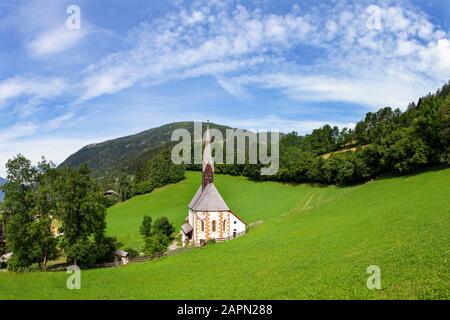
181, 127, 246, 246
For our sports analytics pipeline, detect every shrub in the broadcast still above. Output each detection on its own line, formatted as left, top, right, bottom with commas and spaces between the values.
123, 248, 139, 259
102, 195, 118, 208
133, 181, 154, 196
65, 235, 117, 268
143, 232, 170, 256
153, 217, 175, 238
140, 216, 152, 238
140, 216, 175, 256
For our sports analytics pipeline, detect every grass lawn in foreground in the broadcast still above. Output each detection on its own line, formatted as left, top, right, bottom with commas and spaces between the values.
1, 169, 449, 299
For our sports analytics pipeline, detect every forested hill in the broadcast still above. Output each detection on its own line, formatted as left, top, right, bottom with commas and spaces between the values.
60, 122, 232, 177
214, 80, 450, 184
61, 80, 450, 186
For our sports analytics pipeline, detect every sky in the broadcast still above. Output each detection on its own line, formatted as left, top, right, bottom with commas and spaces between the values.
0, 0, 449, 176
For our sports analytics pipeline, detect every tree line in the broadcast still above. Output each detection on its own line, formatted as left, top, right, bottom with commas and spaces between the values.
0, 153, 180, 271
99, 148, 185, 205
194, 81, 450, 186
0, 157, 115, 270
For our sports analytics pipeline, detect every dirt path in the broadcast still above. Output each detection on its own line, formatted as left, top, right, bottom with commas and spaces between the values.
168, 239, 179, 251
301, 193, 316, 211
282, 192, 317, 218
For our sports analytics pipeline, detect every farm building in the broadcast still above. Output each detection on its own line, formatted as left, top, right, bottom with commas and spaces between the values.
104, 189, 119, 197
0, 252, 12, 268
181, 126, 246, 246
113, 250, 129, 265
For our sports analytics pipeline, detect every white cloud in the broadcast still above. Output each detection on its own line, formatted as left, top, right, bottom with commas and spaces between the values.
232, 71, 433, 109
0, 112, 80, 146
0, 122, 39, 142
73, 1, 449, 112
418, 39, 450, 79
214, 115, 355, 135
0, 137, 101, 177
45, 112, 76, 131
325, 19, 339, 40
0, 112, 93, 177
0, 76, 67, 109
27, 25, 86, 56
79, 69, 136, 102
396, 39, 418, 56
216, 76, 249, 100
384, 7, 410, 32
76, 3, 317, 102
181, 10, 206, 24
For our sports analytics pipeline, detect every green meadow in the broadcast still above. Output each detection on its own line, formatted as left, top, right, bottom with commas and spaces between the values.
1, 170, 449, 299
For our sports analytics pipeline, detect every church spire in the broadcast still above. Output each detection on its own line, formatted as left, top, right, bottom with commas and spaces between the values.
202, 124, 214, 173
202, 124, 214, 189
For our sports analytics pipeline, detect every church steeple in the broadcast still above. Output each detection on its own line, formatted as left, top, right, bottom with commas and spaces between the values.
202, 124, 214, 189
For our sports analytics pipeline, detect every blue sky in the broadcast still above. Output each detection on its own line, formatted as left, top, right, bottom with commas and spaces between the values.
0, 0, 449, 176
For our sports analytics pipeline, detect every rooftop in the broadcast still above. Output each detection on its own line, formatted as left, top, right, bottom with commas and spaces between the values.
188, 183, 230, 212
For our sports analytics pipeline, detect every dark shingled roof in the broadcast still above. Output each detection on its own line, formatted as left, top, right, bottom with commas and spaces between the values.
188, 183, 230, 212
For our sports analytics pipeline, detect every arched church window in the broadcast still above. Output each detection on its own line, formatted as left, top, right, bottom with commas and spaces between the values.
201, 221, 205, 232
223, 220, 226, 231
212, 220, 216, 232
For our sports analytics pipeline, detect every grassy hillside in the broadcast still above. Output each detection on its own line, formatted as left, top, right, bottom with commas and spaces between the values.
1, 169, 449, 299
106, 171, 312, 250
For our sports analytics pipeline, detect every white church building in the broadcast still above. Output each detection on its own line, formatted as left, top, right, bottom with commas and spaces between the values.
181, 127, 246, 246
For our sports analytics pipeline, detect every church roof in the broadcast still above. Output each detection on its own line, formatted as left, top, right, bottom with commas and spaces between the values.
188, 183, 230, 212
181, 223, 193, 234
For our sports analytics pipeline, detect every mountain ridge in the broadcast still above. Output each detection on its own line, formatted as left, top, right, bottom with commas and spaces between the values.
60, 121, 234, 177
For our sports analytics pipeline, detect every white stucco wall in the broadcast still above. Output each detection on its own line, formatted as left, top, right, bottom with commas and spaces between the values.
229, 213, 246, 236
184, 210, 246, 246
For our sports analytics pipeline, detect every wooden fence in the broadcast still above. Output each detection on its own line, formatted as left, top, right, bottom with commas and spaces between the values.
215, 231, 246, 243
43, 231, 247, 271
129, 246, 196, 264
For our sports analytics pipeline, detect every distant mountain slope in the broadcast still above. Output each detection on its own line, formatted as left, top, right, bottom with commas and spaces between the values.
0, 177, 5, 202
60, 122, 232, 177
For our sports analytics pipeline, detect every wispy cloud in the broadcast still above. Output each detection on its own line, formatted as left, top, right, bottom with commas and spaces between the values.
27, 25, 86, 56
0, 112, 79, 145
216, 76, 249, 100
0, 122, 39, 142
76, 2, 316, 101
0, 111, 85, 176
5, 1, 449, 112
231, 72, 431, 109
213, 115, 355, 135
74, 1, 450, 110
0, 76, 67, 111
0, 137, 103, 177
45, 112, 78, 130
